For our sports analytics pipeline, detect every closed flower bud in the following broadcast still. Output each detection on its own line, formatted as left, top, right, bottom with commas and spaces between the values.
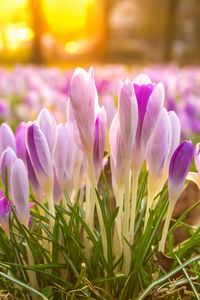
26, 122, 53, 193
132, 81, 164, 171
168, 141, 194, 201
70, 67, 97, 156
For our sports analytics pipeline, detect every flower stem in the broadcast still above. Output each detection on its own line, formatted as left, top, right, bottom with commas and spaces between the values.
27, 245, 38, 295
88, 156, 107, 260
143, 184, 156, 232
46, 188, 55, 259
122, 159, 131, 274
84, 174, 93, 260
113, 187, 123, 261
129, 170, 139, 244
158, 200, 176, 252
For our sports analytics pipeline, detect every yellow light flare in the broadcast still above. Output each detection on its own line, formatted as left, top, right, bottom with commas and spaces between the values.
4, 23, 34, 50
0, 36, 3, 51
65, 41, 79, 54
43, 0, 90, 36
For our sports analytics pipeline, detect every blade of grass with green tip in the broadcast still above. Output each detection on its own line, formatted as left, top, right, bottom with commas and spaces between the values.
0, 271, 48, 299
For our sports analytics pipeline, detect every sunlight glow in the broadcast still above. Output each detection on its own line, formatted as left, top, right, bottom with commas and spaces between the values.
1, 23, 34, 51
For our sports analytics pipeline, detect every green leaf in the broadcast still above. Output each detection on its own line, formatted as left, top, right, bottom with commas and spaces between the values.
0, 271, 48, 299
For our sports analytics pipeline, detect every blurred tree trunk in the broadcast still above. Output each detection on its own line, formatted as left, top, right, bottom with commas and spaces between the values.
163, 0, 180, 62
29, 0, 45, 64
195, 0, 200, 60
102, 0, 115, 58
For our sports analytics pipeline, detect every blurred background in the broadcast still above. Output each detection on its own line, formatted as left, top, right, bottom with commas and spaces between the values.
1, 0, 200, 65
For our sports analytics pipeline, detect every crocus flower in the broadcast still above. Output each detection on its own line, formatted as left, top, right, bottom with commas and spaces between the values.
132, 77, 164, 171
168, 141, 194, 201
159, 140, 194, 252
187, 143, 200, 189
37, 108, 57, 155
145, 108, 172, 225
70, 67, 97, 157
109, 113, 125, 194
26, 122, 53, 193
53, 122, 82, 196
110, 113, 127, 261
10, 158, 30, 227
0, 123, 16, 156
0, 190, 11, 236
130, 77, 164, 245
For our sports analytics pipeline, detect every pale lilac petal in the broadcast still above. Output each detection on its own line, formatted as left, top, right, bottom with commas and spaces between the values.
0, 123, 16, 155
26, 151, 43, 201
10, 158, 30, 226
37, 108, 57, 155
140, 83, 164, 152
119, 80, 138, 158
15, 122, 27, 162
0, 147, 16, 195
26, 122, 53, 192
146, 108, 171, 178
70, 67, 97, 154
167, 111, 181, 164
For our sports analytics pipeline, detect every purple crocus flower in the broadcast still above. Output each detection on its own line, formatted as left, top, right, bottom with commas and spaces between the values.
53, 122, 82, 195
10, 158, 30, 227
159, 140, 193, 252
0, 123, 16, 156
26, 122, 53, 193
70, 67, 97, 157
168, 141, 194, 201
132, 77, 164, 171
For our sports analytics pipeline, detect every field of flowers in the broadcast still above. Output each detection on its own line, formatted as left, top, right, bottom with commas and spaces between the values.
0, 64, 200, 299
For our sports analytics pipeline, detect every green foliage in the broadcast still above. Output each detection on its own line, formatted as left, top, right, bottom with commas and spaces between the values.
0, 172, 199, 299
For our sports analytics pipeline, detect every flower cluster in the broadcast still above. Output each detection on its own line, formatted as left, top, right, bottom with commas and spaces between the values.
0, 67, 199, 277
0, 65, 200, 139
